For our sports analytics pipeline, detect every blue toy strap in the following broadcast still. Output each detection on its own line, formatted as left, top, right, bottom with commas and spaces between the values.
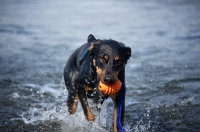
79, 49, 89, 65
117, 83, 126, 132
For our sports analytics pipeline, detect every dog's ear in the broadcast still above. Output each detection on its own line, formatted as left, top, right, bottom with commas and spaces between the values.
88, 34, 96, 43
88, 34, 100, 53
125, 47, 131, 61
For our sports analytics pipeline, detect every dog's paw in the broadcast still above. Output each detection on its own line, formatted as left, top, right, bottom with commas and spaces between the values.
86, 114, 95, 121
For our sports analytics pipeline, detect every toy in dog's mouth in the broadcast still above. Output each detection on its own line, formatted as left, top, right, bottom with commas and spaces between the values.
98, 79, 122, 95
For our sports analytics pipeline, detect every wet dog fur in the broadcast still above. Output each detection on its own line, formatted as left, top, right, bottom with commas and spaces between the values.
63, 34, 131, 131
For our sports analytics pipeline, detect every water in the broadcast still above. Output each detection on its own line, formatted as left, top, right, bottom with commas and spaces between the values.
0, 0, 200, 131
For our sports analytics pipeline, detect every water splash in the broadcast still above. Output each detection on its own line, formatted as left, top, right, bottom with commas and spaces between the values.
16, 79, 108, 131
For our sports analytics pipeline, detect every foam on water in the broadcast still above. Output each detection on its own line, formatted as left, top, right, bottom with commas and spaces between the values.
17, 80, 103, 131
18, 82, 67, 125
15, 79, 137, 131
11, 77, 196, 132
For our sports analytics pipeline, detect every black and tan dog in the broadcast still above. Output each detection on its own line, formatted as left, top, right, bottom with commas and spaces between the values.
64, 34, 131, 131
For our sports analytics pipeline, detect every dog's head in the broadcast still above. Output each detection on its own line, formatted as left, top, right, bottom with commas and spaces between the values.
88, 34, 131, 85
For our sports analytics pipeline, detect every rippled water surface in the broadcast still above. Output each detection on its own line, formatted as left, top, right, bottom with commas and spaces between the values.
0, 0, 200, 131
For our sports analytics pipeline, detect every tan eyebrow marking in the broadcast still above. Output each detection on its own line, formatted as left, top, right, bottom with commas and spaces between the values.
104, 54, 109, 60
114, 56, 120, 61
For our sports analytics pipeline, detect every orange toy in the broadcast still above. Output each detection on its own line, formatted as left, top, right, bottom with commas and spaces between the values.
98, 79, 122, 95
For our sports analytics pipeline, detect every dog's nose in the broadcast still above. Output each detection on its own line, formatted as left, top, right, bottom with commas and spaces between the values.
103, 77, 113, 84
104, 78, 110, 83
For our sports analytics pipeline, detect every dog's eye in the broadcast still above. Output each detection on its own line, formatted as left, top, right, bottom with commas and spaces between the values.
116, 60, 121, 65
100, 57, 106, 63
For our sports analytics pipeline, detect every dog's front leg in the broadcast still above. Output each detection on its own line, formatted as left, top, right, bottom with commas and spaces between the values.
110, 93, 119, 132
77, 85, 95, 121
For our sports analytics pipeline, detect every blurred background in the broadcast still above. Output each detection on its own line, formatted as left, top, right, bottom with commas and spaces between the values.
0, 0, 200, 131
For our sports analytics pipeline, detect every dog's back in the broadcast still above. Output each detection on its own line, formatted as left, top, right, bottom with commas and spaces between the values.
64, 43, 90, 88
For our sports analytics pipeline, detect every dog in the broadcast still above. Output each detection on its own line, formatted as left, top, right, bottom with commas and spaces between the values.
63, 34, 131, 132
